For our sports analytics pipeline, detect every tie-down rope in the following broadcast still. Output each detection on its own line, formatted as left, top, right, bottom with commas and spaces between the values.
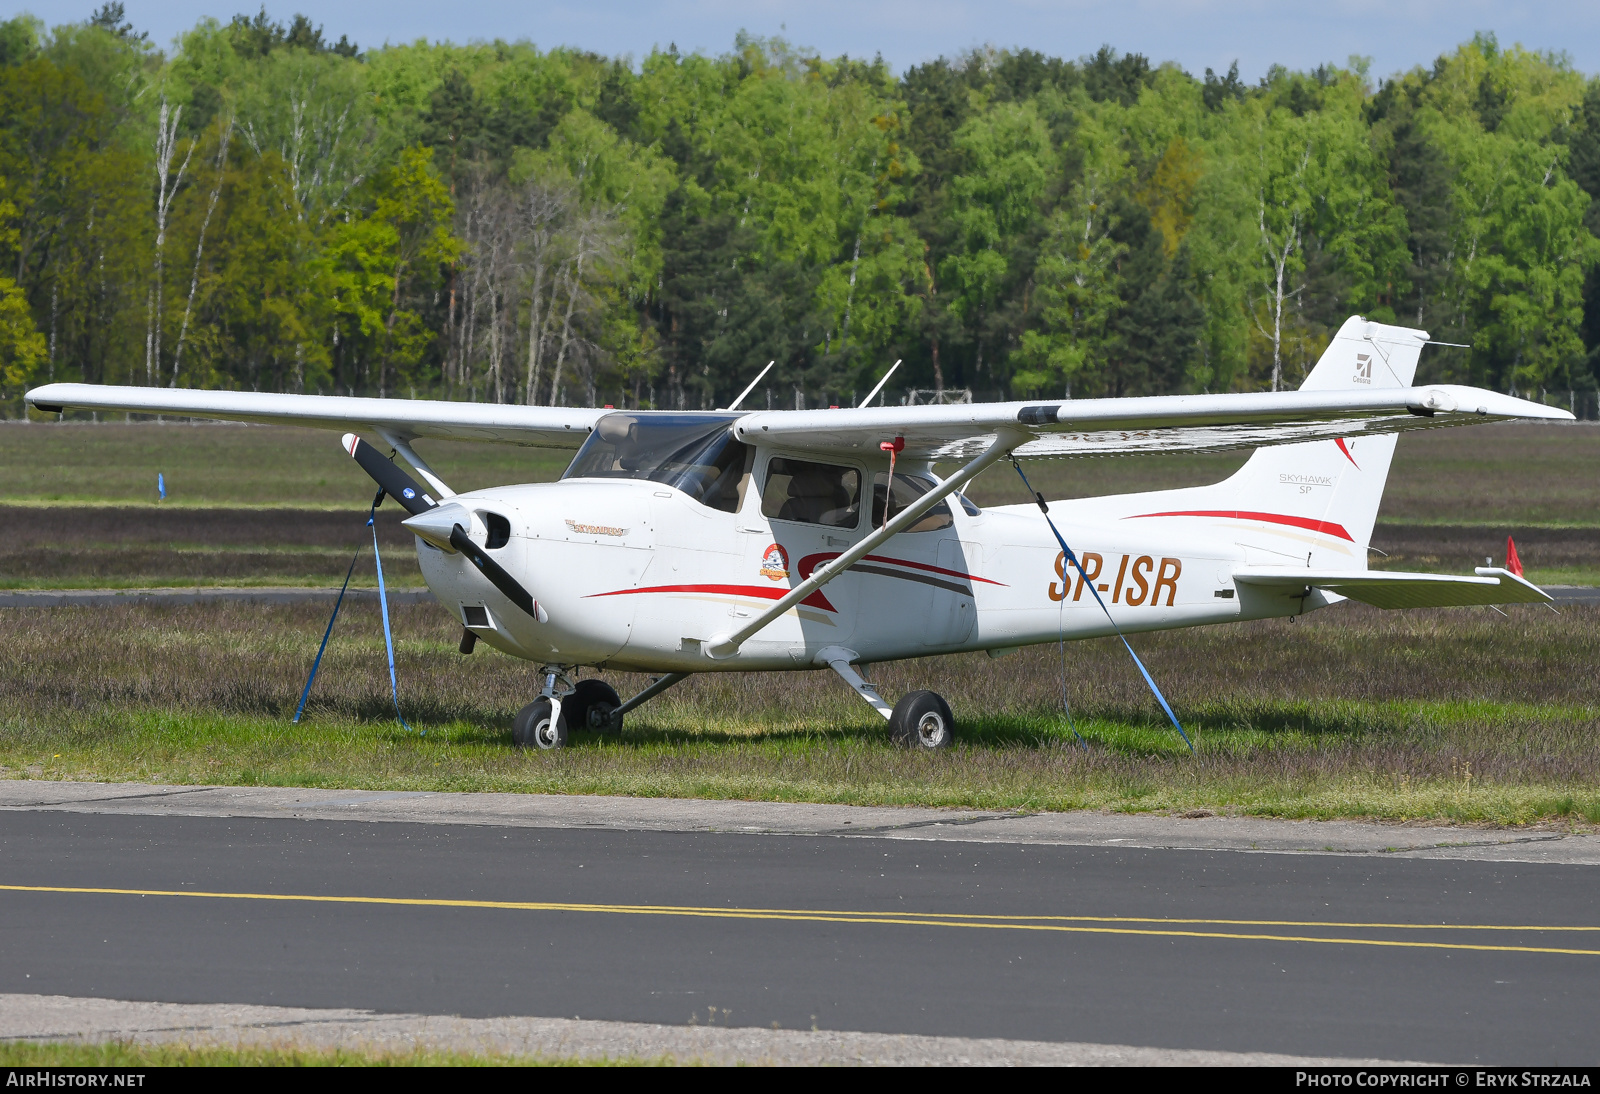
1010, 457, 1193, 753
292, 494, 415, 734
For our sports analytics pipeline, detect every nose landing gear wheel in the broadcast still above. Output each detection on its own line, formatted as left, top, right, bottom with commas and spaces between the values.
565, 679, 623, 734
890, 690, 954, 749
512, 697, 568, 750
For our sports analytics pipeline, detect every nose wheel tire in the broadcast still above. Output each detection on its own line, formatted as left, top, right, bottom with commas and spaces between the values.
512, 697, 568, 750
565, 679, 623, 734
890, 690, 954, 749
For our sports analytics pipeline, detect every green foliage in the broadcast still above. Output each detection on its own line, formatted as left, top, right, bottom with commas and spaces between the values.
4, 16, 1600, 412
325, 146, 457, 393
0, 15, 40, 65
0, 274, 43, 393
0, 186, 44, 394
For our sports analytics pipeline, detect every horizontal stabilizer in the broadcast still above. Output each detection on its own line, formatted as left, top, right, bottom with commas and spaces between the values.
1233, 566, 1551, 609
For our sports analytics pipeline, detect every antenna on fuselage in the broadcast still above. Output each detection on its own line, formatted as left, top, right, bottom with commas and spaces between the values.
858, 360, 902, 408
722, 361, 775, 411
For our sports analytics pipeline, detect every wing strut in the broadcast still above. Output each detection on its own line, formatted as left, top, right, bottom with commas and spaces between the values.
705, 429, 1027, 658
377, 429, 454, 499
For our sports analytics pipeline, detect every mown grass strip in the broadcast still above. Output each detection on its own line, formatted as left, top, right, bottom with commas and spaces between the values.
0, 1042, 656, 1067
5, 600, 1600, 824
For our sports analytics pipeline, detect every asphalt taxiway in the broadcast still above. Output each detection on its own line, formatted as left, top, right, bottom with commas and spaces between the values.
0, 783, 1594, 1064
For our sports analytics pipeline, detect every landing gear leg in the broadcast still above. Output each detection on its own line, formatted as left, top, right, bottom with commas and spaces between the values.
603, 672, 692, 732
820, 647, 951, 748
818, 646, 894, 722
513, 667, 574, 750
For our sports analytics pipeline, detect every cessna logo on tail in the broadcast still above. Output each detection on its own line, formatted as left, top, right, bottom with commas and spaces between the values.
1353, 353, 1373, 384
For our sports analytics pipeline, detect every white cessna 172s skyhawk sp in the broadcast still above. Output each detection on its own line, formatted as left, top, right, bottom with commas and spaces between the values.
25, 317, 1569, 750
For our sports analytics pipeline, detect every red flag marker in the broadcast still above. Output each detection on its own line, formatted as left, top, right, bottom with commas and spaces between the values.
1505, 535, 1524, 577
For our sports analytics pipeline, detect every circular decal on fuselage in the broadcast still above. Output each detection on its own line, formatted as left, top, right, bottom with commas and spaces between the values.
759, 543, 790, 581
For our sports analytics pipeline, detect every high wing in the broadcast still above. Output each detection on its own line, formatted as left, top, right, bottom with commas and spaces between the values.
731, 385, 1570, 461
1234, 566, 1551, 609
23, 383, 604, 448
25, 379, 1569, 460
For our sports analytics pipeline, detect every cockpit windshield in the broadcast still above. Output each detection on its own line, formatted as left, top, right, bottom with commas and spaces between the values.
562, 413, 754, 514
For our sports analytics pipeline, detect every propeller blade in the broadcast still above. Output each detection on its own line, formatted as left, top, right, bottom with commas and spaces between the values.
448, 523, 539, 619
353, 438, 540, 622
342, 433, 437, 516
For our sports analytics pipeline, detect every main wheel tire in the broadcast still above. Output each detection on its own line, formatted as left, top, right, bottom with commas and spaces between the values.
565, 679, 623, 734
512, 697, 568, 749
889, 690, 955, 750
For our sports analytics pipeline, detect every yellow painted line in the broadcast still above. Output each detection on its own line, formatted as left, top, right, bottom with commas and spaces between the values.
2, 884, 1597, 957
793, 912, 1600, 933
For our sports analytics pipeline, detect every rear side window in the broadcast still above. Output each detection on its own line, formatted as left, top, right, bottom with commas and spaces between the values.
762, 458, 862, 528
871, 473, 954, 533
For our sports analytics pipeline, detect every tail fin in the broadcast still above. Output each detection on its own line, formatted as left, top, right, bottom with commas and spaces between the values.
1214, 317, 1429, 567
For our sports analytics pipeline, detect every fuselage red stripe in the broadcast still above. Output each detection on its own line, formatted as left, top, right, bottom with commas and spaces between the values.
860, 554, 1007, 586
1126, 510, 1354, 542
589, 583, 788, 601
585, 583, 837, 612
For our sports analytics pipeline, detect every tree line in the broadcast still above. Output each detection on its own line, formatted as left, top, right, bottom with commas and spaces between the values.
3, 5, 1599, 415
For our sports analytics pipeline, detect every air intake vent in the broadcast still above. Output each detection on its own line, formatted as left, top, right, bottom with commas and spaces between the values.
462, 605, 490, 628
484, 513, 511, 549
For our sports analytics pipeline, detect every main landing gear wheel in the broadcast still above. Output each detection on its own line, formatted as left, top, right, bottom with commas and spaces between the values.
565, 679, 622, 734
890, 690, 955, 750
512, 697, 568, 750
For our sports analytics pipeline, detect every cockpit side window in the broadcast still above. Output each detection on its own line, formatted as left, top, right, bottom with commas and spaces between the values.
563, 412, 752, 513
694, 439, 755, 514
761, 457, 862, 528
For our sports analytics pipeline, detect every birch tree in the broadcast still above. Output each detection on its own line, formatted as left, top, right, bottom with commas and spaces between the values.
170, 114, 230, 386
546, 207, 624, 406
238, 49, 377, 227
146, 99, 194, 384
518, 179, 574, 406
1250, 110, 1312, 392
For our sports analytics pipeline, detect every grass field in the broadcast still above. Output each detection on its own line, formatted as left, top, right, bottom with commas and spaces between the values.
4, 418, 1599, 824
1, 419, 573, 507
5, 419, 1599, 587
3, 598, 1597, 825
7, 417, 1600, 521
0, 1042, 637, 1067
0, 506, 423, 589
